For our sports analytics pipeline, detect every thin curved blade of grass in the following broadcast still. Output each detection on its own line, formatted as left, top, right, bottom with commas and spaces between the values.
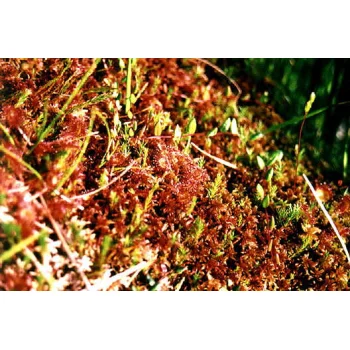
24, 247, 57, 290
192, 58, 242, 104
249, 106, 329, 140
68, 160, 136, 200
125, 58, 133, 117
0, 231, 44, 263
343, 126, 349, 180
53, 108, 96, 193
250, 101, 350, 141
303, 174, 350, 264
94, 109, 113, 168
0, 121, 15, 145
67, 93, 113, 114
0, 144, 43, 182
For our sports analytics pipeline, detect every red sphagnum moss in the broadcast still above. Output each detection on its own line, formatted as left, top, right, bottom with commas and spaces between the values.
0, 58, 349, 290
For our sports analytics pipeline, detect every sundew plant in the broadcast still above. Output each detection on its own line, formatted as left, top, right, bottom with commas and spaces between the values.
0, 58, 349, 291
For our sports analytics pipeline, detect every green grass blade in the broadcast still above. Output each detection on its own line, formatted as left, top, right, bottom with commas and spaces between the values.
95, 109, 113, 167
0, 121, 15, 145
0, 232, 44, 263
250, 106, 329, 140
125, 58, 133, 118
53, 108, 96, 193
30, 58, 101, 151
0, 144, 43, 181
344, 126, 349, 180
250, 101, 350, 140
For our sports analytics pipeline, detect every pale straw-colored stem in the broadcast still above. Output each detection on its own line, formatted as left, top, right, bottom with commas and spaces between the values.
303, 174, 350, 264
191, 142, 237, 169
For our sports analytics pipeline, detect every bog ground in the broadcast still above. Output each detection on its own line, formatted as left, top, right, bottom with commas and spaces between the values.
0, 58, 349, 290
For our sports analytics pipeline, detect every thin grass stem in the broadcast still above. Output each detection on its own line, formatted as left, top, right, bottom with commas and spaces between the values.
0, 231, 43, 263
0, 121, 15, 145
0, 144, 43, 182
67, 160, 136, 201
24, 247, 57, 290
125, 58, 133, 117
191, 142, 237, 169
53, 107, 96, 193
30, 58, 101, 151
303, 174, 350, 264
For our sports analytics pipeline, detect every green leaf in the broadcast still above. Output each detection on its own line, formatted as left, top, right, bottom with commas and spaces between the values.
154, 122, 163, 136
256, 155, 265, 170
266, 168, 274, 181
262, 194, 270, 208
15, 89, 32, 108
256, 184, 264, 200
249, 105, 331, 141
0, 193, 6, 205
220, 118, 231, 132
250, 132, 264, 141
266, 150, 283, 166
130, 94, 137, 104
100, 235, 113, 263
186, 117, 197, 135
207, 127, 218, 138
0, 231, 44, 263
230, 118, 239, 135
118, 58, 126, 69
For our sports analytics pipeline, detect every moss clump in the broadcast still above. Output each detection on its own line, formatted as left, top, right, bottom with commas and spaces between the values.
0, 58, 349, 290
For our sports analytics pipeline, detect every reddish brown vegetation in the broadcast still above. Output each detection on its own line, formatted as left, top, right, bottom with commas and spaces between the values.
0, 58, 349, 290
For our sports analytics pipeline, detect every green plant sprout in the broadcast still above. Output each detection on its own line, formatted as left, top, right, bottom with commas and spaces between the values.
0, 121, 15, 145
0, 144, 43, 182
53, 107, 96, 193
1, 58, 349, 291
125, 58, 137, 118
276, 203, 302, 227
184, 112, 197, 154
0, 230, 45, 263
207, 172, 224, 200
296, 92, 316, 174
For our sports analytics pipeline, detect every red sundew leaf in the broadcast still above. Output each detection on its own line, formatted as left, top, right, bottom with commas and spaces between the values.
335, 195, 350, 215
302, 255, 318, 271
314, 183, 334, 202
28, 93, 42, 111
45, 197, 75, 222
334, 266, 349, 287
33, 138, 80, 159
10, 198, 39, 239
200, 278, 225, 291
0, 266, 33, 291
0, 60, 25, 92
20, 58, 45, 75
1, 105, 25, 128
59, 114, 89, 139
339, 226, 350, 239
